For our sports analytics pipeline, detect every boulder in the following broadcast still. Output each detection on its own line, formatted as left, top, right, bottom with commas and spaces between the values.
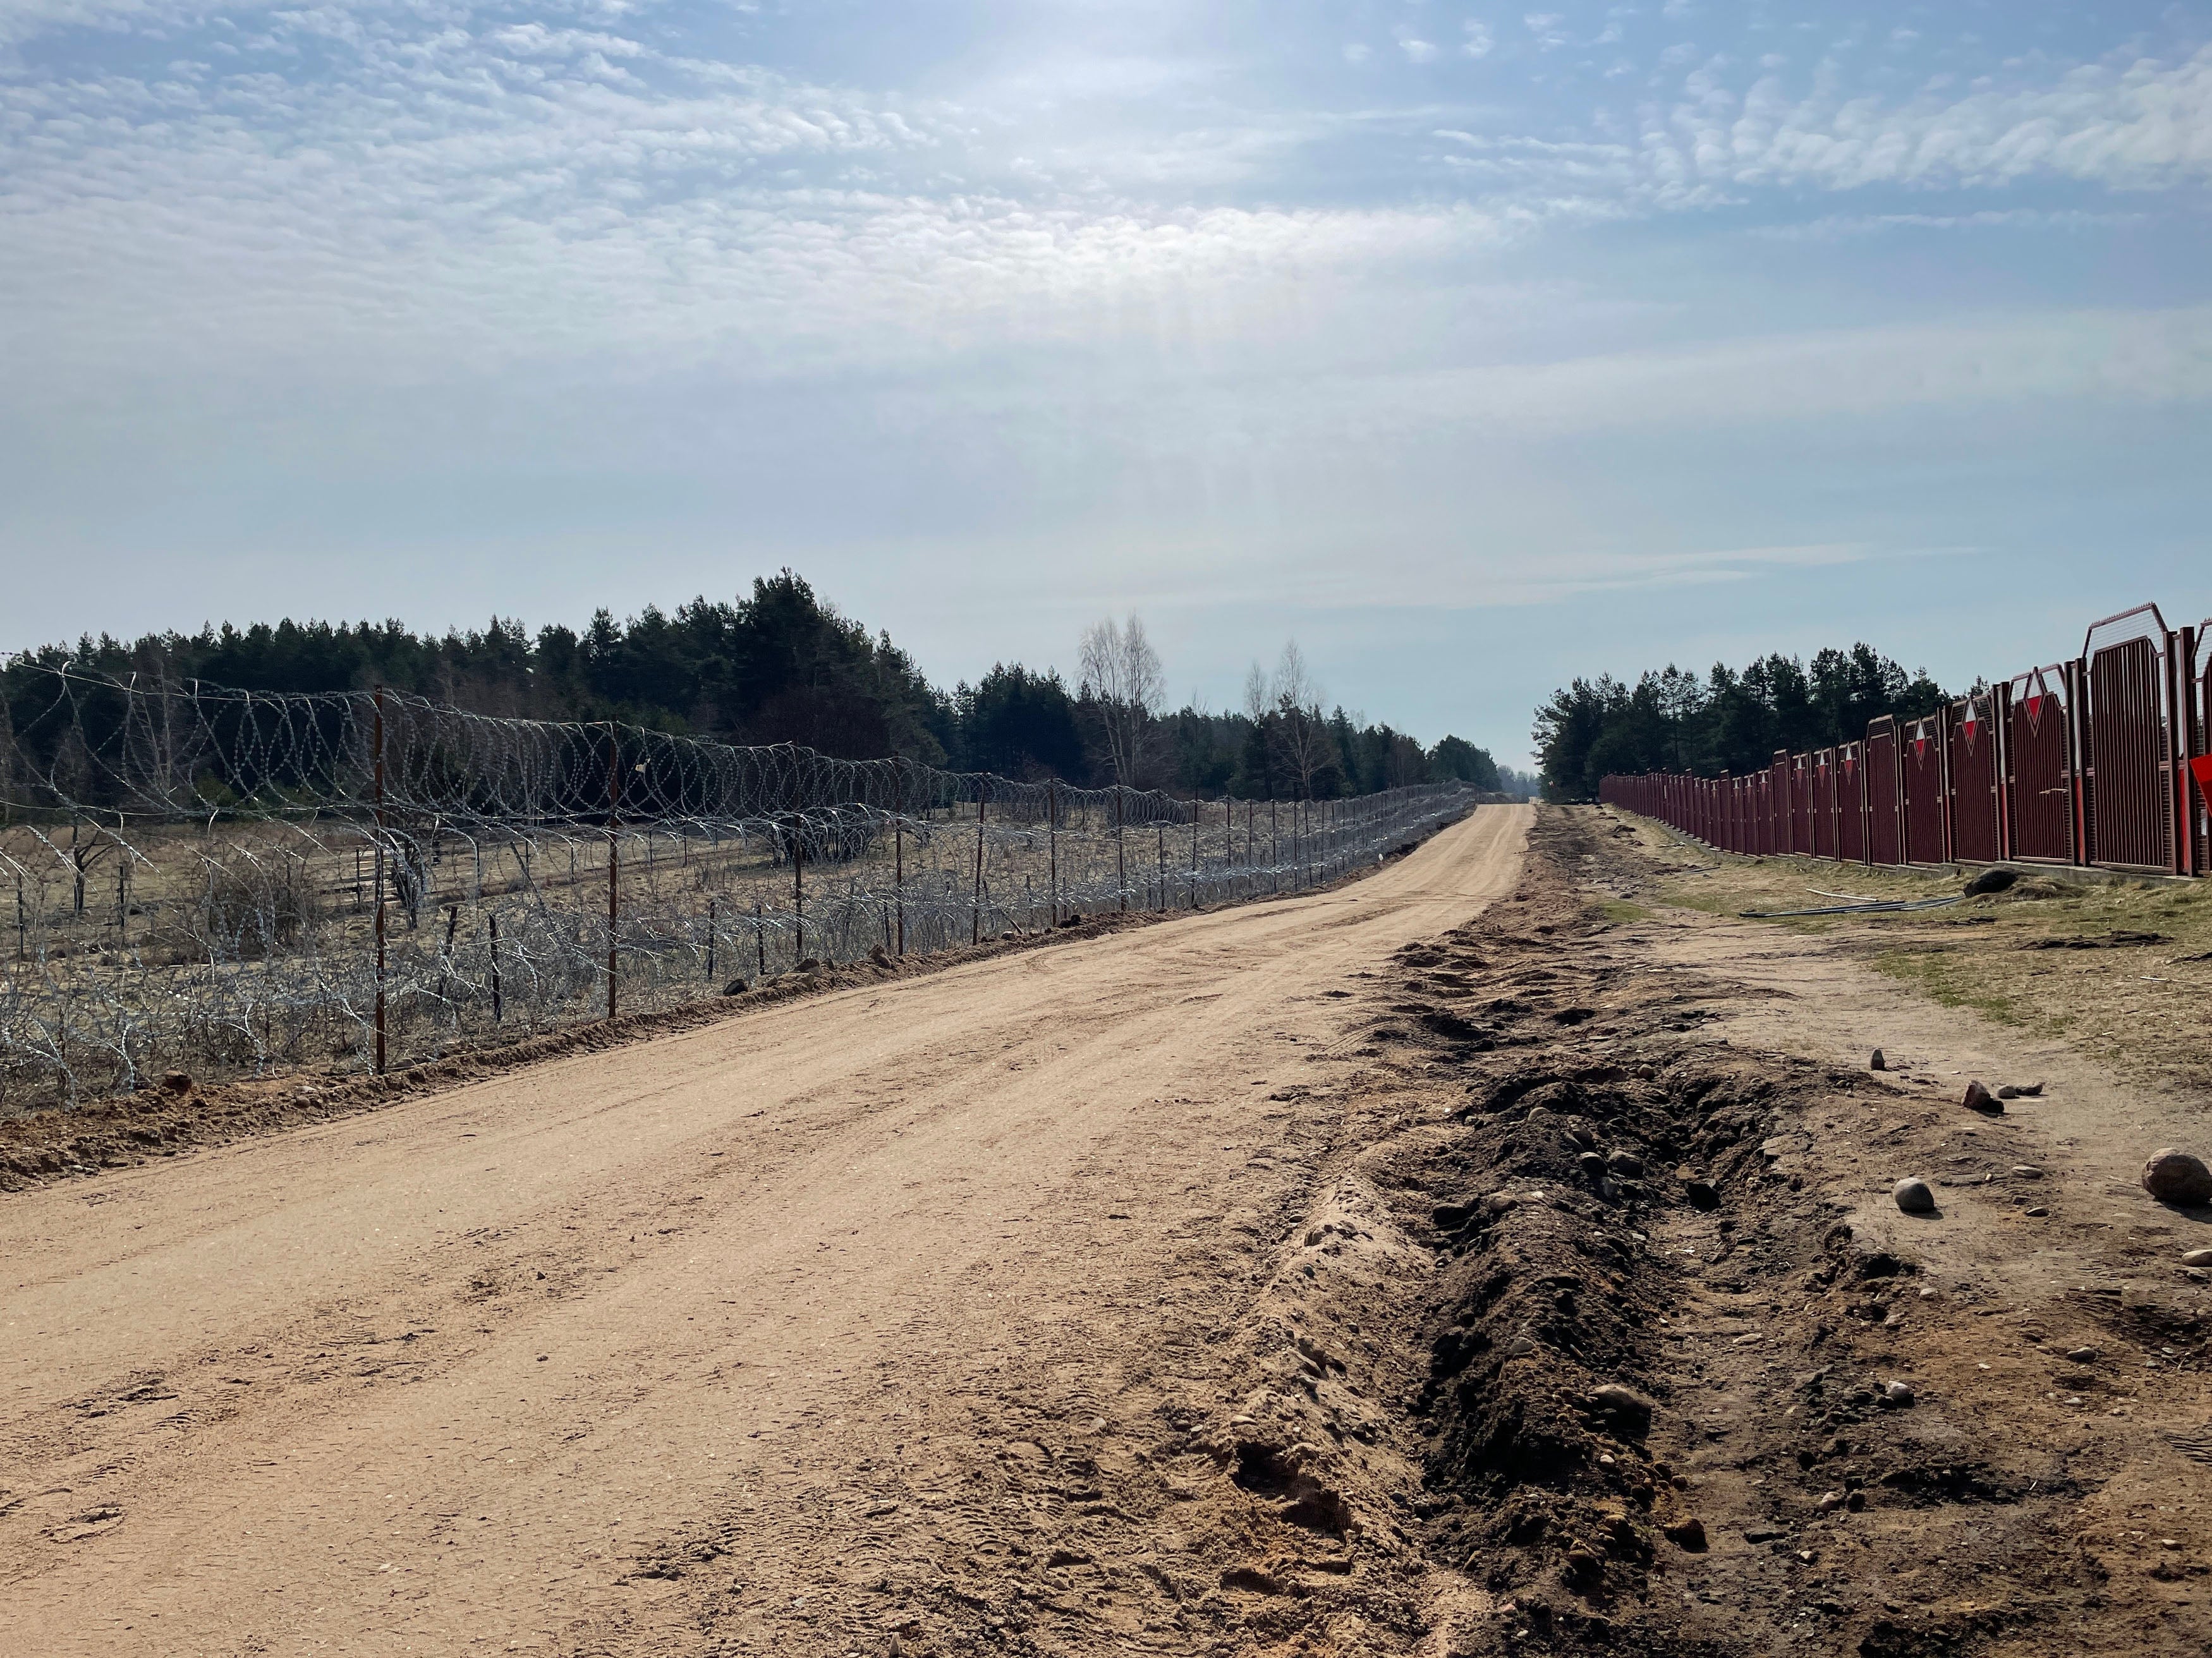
1893, 1178, 1936, 1215
2142, 1149, 2212, 1207
1962, 1081, 2003, 1116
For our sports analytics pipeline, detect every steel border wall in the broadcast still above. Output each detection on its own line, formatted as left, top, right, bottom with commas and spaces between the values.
1596, 596, 2205, 880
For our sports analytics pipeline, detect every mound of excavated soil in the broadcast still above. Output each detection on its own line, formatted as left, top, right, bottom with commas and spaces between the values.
1162, 808, 2205, 1655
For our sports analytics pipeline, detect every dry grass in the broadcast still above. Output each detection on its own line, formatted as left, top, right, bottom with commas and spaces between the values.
1608, 811, 2212, 1092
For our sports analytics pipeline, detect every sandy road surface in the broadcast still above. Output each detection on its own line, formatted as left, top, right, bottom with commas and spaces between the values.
1, 806, 1530, 1657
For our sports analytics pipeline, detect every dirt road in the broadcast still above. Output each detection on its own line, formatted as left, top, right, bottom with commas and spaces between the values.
0, 806, 1532, 1657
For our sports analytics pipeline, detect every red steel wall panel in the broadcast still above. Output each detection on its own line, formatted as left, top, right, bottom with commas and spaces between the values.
2007, 667, 2077, 864
1864, 718, 1902, 866
1902, 715, 1947, 864
1947, 691, 2005, 864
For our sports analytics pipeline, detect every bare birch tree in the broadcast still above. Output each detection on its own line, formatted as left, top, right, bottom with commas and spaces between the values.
1078, 615, 1165, 785
1268, 640, 1333, 800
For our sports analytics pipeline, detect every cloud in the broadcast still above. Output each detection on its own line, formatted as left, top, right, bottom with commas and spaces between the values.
1399, 35, 1440, 65
1663, 44, 2212, 193
1462, 21, 1493, 59
1524, 12, 1569, 51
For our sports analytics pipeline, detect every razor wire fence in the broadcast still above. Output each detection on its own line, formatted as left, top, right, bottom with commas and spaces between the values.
0, 667, 1476, 1109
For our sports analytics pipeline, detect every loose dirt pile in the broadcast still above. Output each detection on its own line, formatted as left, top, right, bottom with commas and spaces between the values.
1136, 808, 2208, 1655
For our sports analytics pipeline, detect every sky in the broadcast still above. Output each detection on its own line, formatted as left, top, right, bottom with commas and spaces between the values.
2, 1, 2208, 766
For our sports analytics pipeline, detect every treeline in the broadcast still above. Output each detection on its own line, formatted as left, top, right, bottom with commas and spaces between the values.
1534, 644, 1950, 799
4, 571, 1502, 800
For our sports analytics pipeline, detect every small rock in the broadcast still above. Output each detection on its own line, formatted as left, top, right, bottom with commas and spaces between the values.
1998, 1085, 2021, 1099
1586, 1384, 1655, 1437
2024, 1206, 2049, 1218
1818, 1490, 1846, 1511
1964, 868, 2018, 895
2142, 1149, 2212, 1207
2014, 1082, 2045, 1098
1870, 1050, 1887, 1072
1662, 1517, 1706, 1551
1881, 1381, 1916, 1408
1962, 1081, 2003, 1116
159, 1070, 194, 1095
2011, 1165, 2045, 1180
1577, 1152, 1607, 1178
2182, 1249, 2212, 1269
721, 977, 750, 996
797, 957, 822, 973
1483, 1192, 1519, 1216
869, 943, 891, 966
1683, 1177, 1721, 1211
2065, 1346, 2098, 1364
1893, 1178, 1936, 1215
1607, 1149, 1646, 1177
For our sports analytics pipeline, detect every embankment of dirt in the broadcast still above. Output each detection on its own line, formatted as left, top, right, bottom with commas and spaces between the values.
1159, 807, 2197, 1656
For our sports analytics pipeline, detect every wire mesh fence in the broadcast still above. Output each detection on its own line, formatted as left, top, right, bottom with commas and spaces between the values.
0, 669, 1475, 1109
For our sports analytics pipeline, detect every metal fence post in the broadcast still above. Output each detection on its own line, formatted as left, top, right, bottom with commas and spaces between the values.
373, 684, 387, 1074
605, 723, 619, 1020
1048, 780, 1059, 925
1189, 801, 1199, 908
793, 820, 805, 959
971, 785, 985, 944
1115, 787, 1127, 912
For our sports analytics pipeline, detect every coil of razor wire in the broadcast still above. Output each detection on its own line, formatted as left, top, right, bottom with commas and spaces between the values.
0, 667, 1476, 1108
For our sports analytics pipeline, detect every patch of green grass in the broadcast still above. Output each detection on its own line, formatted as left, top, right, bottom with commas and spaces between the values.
1593, 899, 1651, 924
1874, 948, 2026, 1027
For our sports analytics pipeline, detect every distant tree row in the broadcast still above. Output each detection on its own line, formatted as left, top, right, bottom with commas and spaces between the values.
1533, 644, 1950, 801
4, 571, 1504, 802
